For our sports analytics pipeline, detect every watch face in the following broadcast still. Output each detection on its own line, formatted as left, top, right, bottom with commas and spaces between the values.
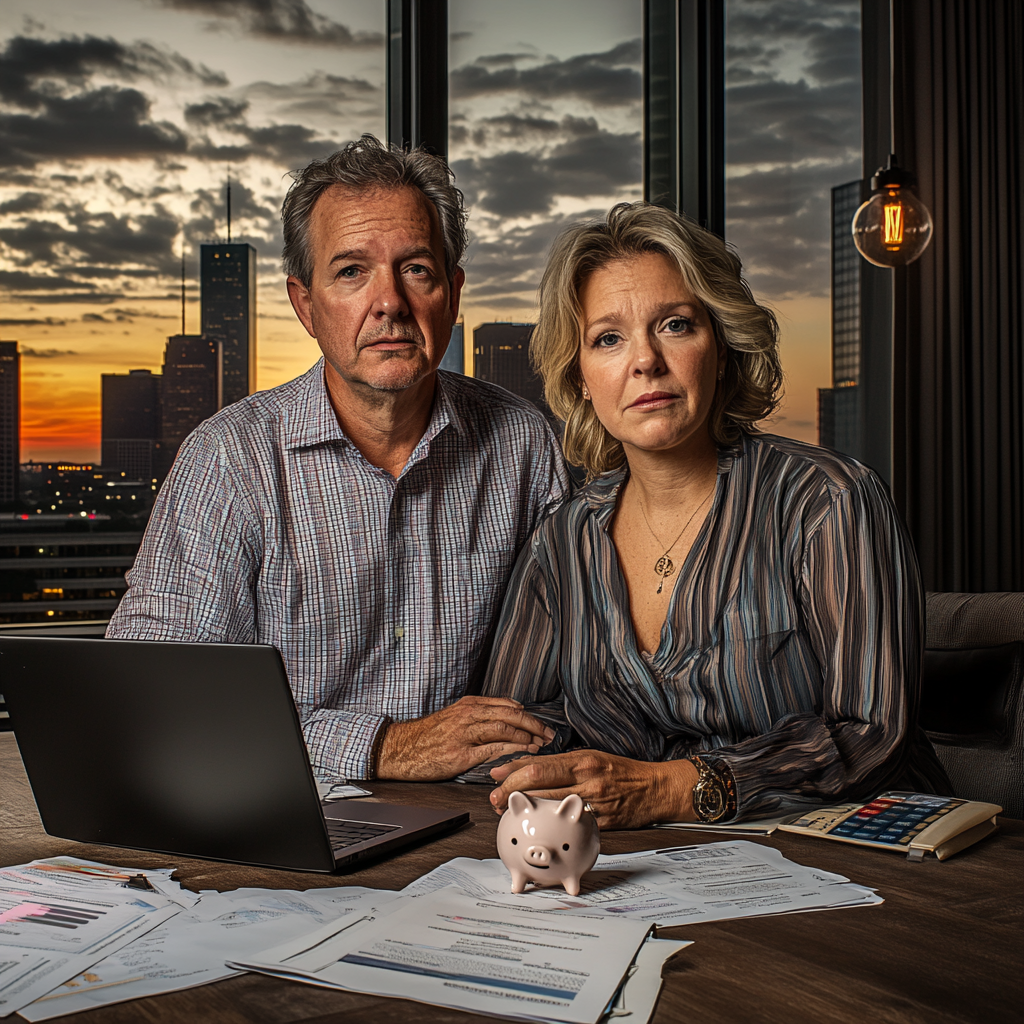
695, 776, 727, 822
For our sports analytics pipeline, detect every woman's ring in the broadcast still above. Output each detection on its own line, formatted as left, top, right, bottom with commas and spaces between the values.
583, 802, 596, 815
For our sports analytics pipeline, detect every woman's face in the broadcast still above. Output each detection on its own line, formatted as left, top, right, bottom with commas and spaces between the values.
577, 252, 724, 460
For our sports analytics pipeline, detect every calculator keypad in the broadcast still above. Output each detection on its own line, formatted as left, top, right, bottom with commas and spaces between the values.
829, 795, 957, 844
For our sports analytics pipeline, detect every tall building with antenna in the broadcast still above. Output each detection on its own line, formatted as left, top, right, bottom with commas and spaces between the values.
0, 341, 19, 503
201, 179, 257, 408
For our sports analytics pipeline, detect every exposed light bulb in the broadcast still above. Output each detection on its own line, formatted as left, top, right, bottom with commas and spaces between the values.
852, 157, 933, 267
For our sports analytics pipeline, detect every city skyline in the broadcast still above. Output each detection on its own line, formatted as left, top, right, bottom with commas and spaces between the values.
1, 0, 860, 462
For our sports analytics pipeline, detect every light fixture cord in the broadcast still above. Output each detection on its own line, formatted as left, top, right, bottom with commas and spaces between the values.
889, 0, 896, 157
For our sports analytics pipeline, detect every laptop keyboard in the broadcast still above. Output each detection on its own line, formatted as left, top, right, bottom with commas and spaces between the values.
325, 818, 400, 851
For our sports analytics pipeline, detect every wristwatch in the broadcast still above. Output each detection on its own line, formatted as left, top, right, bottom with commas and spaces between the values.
691, 754, 736, 823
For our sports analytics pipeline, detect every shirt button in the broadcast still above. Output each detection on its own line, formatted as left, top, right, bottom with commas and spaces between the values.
394, 626, 405, 639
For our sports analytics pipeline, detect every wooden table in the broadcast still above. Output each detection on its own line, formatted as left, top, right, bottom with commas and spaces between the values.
2, 732, 1021, 1024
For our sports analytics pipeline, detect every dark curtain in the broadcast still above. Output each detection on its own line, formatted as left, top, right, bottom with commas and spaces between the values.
889, 0, 1024, 591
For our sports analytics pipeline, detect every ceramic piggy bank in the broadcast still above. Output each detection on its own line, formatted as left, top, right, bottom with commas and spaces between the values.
497, 792, 600, 896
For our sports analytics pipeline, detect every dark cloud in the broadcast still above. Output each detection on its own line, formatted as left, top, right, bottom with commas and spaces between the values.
725, 163, 840, 297
156, 0, 384, 48
188, 120, 341, 168
0, 192, 46, 214
726, 77, 860, 166
13, 292, 126, 304
0, 33, 226, 167
727, 0, 859, 46
451, 40, 641, 108
20, 346, 77, 356
453, 124, 641, 220
0, 269, 86, 291
0, 207, 180, 274
184, 180, 280, 254
724, 0, 861, 297
245, 72, 380, 121
105, 307, 175, 320
461, 209, 608, 303
0, 33, 225, 109
184, 96, 249, 127
0, 86, 188, 168
0, 318, 66, 328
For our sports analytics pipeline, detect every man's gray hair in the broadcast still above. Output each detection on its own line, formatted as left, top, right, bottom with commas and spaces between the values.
281, 135, 468, 288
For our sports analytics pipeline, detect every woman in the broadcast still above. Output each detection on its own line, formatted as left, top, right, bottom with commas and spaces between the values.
483, 202, 949, 828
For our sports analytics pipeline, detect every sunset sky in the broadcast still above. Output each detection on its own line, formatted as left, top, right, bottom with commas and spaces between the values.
0, 0, 860, 463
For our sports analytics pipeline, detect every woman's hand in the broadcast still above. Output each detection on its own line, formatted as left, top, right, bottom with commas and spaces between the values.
488, 750, 700, 830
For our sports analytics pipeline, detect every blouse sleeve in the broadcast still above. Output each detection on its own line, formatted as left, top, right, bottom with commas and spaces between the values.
480, 532, 569, 727
711, 469, 923, 819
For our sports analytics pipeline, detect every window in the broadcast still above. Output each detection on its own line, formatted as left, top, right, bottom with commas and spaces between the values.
725, 0, 862, 444
448, 0, 643, 373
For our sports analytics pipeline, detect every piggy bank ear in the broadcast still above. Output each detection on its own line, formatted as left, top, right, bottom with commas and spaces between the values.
508, 791, 536, 816
556, 794, 584, 821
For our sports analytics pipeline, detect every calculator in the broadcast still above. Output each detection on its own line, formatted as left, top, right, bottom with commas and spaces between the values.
777, 792, 1001, 861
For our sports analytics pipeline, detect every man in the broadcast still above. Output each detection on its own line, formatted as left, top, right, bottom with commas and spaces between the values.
108, 136, 568, 782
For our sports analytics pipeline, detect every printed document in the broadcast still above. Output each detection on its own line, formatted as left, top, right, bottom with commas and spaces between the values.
19, 886, 393, 1020
401, 840, 881, 926
232, 887, 654, 1024
0, 862, 179, 1017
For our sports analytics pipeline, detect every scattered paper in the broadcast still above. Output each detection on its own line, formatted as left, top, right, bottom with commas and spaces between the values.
603, 937, 691, 1021
232, 887, 653, 1024
0, 862, 179, 1017
316, 783, 373, 801
400, 841, 882, 927
655, 813, 799, 835
19, 886, 394, 1021
4, 840, 880, 1023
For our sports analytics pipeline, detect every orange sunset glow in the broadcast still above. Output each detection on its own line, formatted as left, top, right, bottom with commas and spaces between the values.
2, 0, 859, 465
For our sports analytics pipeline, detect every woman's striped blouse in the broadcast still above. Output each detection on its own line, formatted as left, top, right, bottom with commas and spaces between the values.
482, 432, 950, 820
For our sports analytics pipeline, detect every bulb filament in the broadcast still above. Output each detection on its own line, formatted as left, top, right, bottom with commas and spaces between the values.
884, 193, 905, 248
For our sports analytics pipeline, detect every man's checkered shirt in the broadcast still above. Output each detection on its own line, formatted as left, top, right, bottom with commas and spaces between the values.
107, 360, 569, 780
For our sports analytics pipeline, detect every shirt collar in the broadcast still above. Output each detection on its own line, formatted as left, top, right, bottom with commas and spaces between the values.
283, 358, 465, 450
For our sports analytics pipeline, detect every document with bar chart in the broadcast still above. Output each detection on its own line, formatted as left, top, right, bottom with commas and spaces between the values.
0, 862, 179, 1017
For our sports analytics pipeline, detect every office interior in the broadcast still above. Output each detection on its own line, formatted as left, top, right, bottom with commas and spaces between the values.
1, 0, 1019, 815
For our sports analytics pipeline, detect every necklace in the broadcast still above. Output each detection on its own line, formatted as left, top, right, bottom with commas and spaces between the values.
635, 486, 714, 594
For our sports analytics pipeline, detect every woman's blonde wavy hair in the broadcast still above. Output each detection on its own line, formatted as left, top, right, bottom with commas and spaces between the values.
533, 202, 784, 478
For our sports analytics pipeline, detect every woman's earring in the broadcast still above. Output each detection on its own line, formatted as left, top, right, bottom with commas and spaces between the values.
581, 384, 590, 400
717, 369, 724, 381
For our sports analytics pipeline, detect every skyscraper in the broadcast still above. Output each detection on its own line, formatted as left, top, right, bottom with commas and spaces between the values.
201, 242, 256, 407
439, 320, 464, 374
473, 322, 550, 419
159, 334, 219, 476
0, 341, 19, 503
101, 368, 160, 480
818, 180, 866, 455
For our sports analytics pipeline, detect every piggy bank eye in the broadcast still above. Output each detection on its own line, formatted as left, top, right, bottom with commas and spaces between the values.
562, 843, 570, 851
511, 838, 517, 845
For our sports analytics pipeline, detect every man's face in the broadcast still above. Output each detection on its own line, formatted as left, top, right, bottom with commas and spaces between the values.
287, 185, 464, 397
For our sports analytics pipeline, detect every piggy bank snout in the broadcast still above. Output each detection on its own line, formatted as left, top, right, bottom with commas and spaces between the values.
525, 845, 551, 866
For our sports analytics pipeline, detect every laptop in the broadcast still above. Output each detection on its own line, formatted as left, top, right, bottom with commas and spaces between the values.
0, 637, 469, 873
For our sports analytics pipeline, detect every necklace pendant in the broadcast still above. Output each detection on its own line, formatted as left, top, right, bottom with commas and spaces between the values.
654, 555, 674, 578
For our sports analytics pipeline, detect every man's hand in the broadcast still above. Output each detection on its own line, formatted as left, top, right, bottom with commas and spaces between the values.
375, 696, 555, 781
487, 750, 699, 830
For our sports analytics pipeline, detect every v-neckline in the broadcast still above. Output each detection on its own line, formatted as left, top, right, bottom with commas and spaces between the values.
600, 457, 725, 669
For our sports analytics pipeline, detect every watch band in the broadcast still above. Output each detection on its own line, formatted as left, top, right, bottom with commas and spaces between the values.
691, 754, 737, 823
